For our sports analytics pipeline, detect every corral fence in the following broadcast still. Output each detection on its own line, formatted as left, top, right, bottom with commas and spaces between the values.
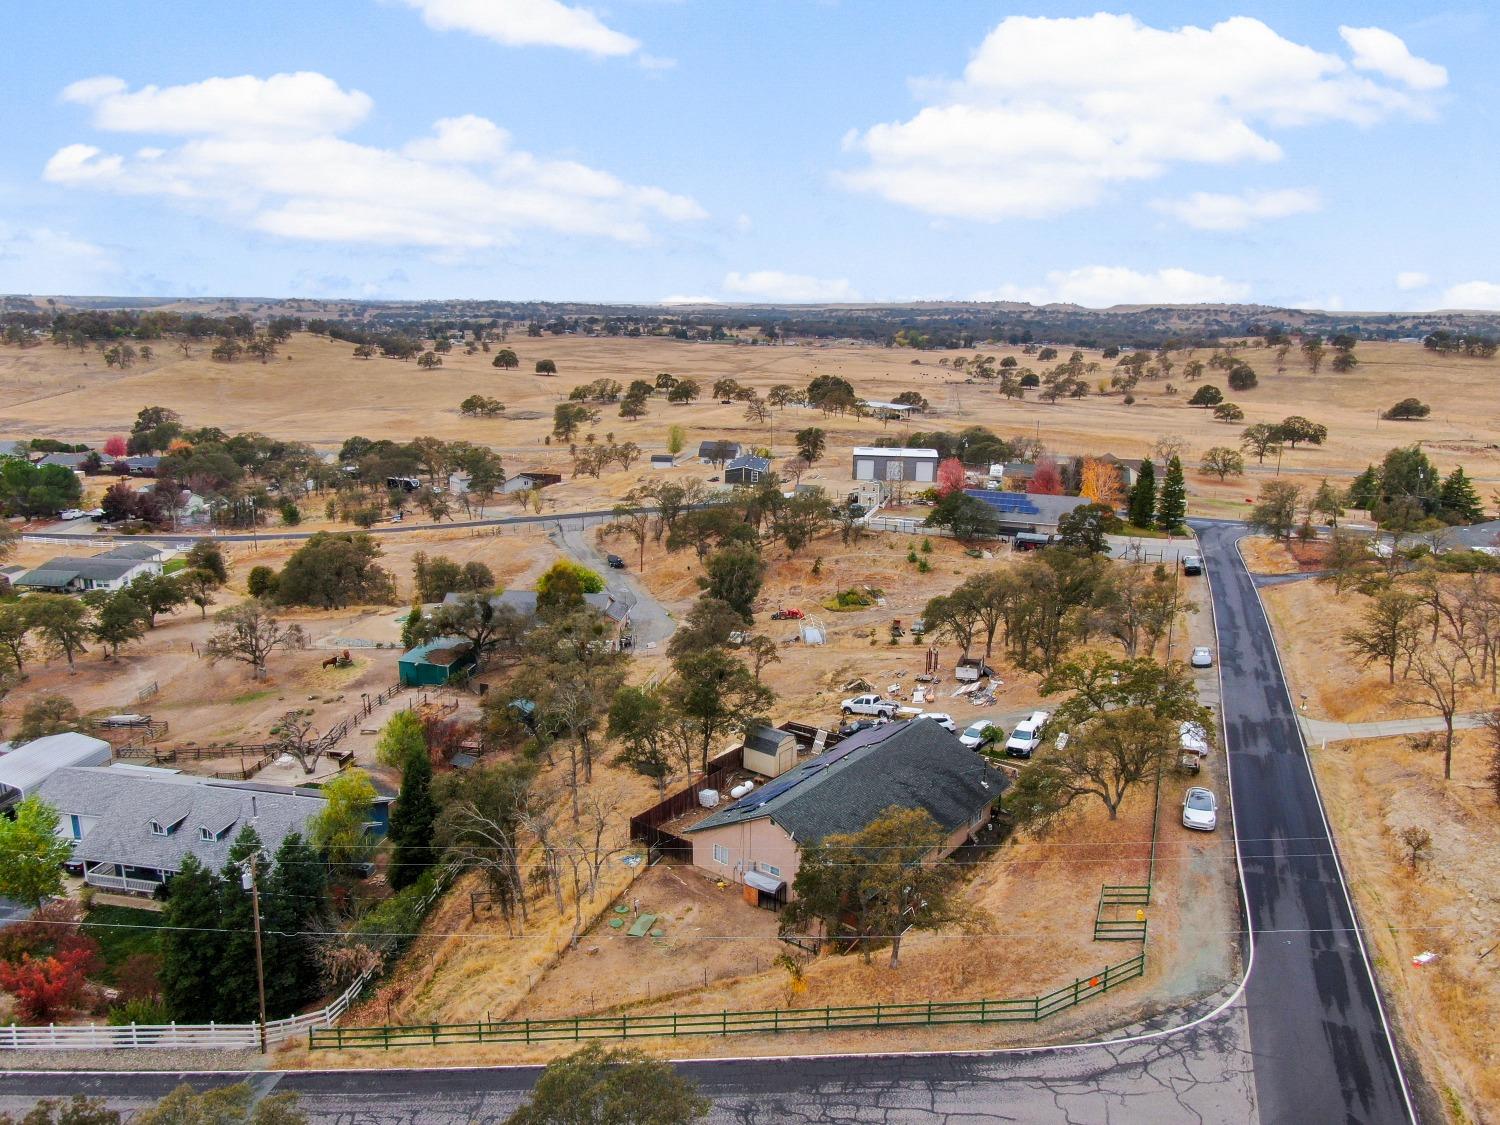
307, 952, 1147, 1051
0, 864, 456, 1051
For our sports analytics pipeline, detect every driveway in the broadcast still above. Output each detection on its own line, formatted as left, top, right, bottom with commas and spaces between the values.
549, 522, 675, 648
0, 897, 28, 930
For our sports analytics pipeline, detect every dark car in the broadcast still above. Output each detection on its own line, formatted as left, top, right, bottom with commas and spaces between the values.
606, 554, 626, 569
837, 718, 881, 738
1182, 555, 1204, 576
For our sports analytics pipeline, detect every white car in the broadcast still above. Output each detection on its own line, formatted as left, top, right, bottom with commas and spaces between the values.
842, 694, 898, 720
1179, 721, 1212, 757
58, 508, 85, 521
1190, 646, 1214, 668
1182, 787, 1218, 831
1004, 711, 1050, 758
915, 712, 957, 733
959, 718, 1000, 750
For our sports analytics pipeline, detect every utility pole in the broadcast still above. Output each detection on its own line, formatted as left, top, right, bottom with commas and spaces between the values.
242, 854, 268, 1054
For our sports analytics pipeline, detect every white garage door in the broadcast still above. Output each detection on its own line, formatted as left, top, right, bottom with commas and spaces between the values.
856, 459, 875, 480
914, 461, 934, 482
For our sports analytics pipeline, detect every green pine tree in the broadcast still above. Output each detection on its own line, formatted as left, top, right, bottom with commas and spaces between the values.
1127, 458, 1156, 528
159, 856, 225, 1021
1439, 466, 1484, 524
400, 600, 425, 650
215, 825, 267, 1023
1155, 456, 1187, 532
1347, 464, 1381, 510
388, 750, 437, 891
264, 832, 329, 1014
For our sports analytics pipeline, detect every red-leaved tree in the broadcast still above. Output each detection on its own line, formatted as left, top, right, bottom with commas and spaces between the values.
0, 947, 94, 1022
1027, 457, 1064, 495
936, 457, 966, 497
102, 434, 128, 458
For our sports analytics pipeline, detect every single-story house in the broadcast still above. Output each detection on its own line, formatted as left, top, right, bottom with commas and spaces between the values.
0, 732, 112, 812
649, 451, 690, 469
398, 636, 476, 687
447, 589, 633, 636
962, 489, 1092, 536
501, 471, 564, 494
36, 452, 93, 471
725, 454, 771, 487
15, 550, 163, 593
698, 441, 741, 467
95, 542, 170, 564
1097, 455, 1143, 488
35, 766, 385, 895
858, 399, 919, 420
852, 447, 939, 485
0, 564, 26, 592
115, 455, 160, 477
685, 719, 1007, 904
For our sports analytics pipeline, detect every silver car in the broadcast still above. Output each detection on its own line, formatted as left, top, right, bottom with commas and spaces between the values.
1182, 787, 1218, 831
1190, 646, 1214, 668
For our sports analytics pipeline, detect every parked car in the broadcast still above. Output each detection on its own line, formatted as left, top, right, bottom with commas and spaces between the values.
842, 693, 899, 720
1190, 646, 1214, 668
915, 711, 957, 733
1179, 720, 1212, 757
58, 508, 85, 521
1182, 787, 1218, 831
771, 608, 805, 620
959, 718, 1000, 750
606, 554, 626, 569
1004, 711, 1051, 758
838, 718, 883, 737
1182, 555, 1204, 576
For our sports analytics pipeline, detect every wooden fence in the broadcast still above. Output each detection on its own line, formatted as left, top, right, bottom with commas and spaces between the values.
308, 952, 1148, 1051
628, 747, 745, 859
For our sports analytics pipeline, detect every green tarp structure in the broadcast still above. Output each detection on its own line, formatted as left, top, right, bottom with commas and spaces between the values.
398, 636, 476, 687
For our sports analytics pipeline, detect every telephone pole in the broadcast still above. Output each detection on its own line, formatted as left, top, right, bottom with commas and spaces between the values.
242, 854, 268, 1054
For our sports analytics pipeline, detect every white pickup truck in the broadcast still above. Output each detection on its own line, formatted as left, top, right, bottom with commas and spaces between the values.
841, 693, 900, 720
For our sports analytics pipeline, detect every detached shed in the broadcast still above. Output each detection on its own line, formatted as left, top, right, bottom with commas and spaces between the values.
742, 725, 798, 778
398, 636, 475, 687
725, 454, 771, 486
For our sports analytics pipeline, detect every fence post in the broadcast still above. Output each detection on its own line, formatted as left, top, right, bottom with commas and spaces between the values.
1073, 978, 1080, 1009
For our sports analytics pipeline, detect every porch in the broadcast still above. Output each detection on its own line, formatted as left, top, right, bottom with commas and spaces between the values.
83, 861, 166, 896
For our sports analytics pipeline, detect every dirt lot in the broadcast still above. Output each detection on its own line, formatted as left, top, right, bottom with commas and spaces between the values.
1308, 733, 1500, 1122
3, 335, 1499, 516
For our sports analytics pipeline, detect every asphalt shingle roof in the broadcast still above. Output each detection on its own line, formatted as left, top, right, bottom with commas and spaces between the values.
687, 719, 1007, 844
35, 766, 329, 875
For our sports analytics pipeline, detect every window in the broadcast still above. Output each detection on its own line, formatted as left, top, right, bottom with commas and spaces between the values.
757, 863, 781, 878
712, 844, 730, 866
150, 820, 166, 836
199, 826, 212, 841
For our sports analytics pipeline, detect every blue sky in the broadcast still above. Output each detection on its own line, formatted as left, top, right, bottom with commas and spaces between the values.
1, 1, 1495, 310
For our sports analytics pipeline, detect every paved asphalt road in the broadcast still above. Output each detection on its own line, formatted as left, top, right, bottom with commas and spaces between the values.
1193, 519, 1419, 1124
1, 521, 1426, 1122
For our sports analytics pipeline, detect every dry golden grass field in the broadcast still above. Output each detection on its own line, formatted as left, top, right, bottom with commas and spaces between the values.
3, 334, 1500, 510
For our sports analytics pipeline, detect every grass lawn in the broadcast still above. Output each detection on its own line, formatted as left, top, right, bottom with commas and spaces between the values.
162, 558, 186, 574
86, 905, 167, 981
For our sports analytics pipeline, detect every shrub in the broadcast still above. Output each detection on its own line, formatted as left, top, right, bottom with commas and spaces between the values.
246, 565, 278, 598
107, 996, 171, 1026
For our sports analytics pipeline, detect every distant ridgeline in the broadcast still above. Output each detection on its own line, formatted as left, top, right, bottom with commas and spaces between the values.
3, 294, 1500, 352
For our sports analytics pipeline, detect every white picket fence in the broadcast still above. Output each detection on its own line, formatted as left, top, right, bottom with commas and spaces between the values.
0, 969, 367, 1051
0, 866, 456, 1050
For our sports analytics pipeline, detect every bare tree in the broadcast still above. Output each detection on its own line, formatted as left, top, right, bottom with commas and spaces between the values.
202, 599, 305, 679
1398, 638, 1471, 780
274, 709, 324, 774
1397, 825, 1431, 870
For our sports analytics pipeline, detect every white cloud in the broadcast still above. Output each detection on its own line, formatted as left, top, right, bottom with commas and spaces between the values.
841, 14, 1445, 221
397, 0, 639, 57
0, 225, 118, 293
1154, 187, 1320, 230
1395, 271, 1431, 290
978, 266, 1250, 307
61, 72, 372, 137
722, 270, 856, 302
1441, 281, 1500, 310
45, 76, 704, 252
1339, 26, 1448, 89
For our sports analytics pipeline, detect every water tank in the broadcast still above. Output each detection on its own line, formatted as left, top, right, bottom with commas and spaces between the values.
698, 788, 720, 808
729, 781, 754, 799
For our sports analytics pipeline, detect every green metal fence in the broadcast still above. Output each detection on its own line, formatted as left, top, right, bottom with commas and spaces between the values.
1093, 885, 1151, 941
307, 951, 1146, 1051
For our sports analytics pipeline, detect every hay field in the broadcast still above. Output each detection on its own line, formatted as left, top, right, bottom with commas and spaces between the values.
3, 335, 1499, 503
